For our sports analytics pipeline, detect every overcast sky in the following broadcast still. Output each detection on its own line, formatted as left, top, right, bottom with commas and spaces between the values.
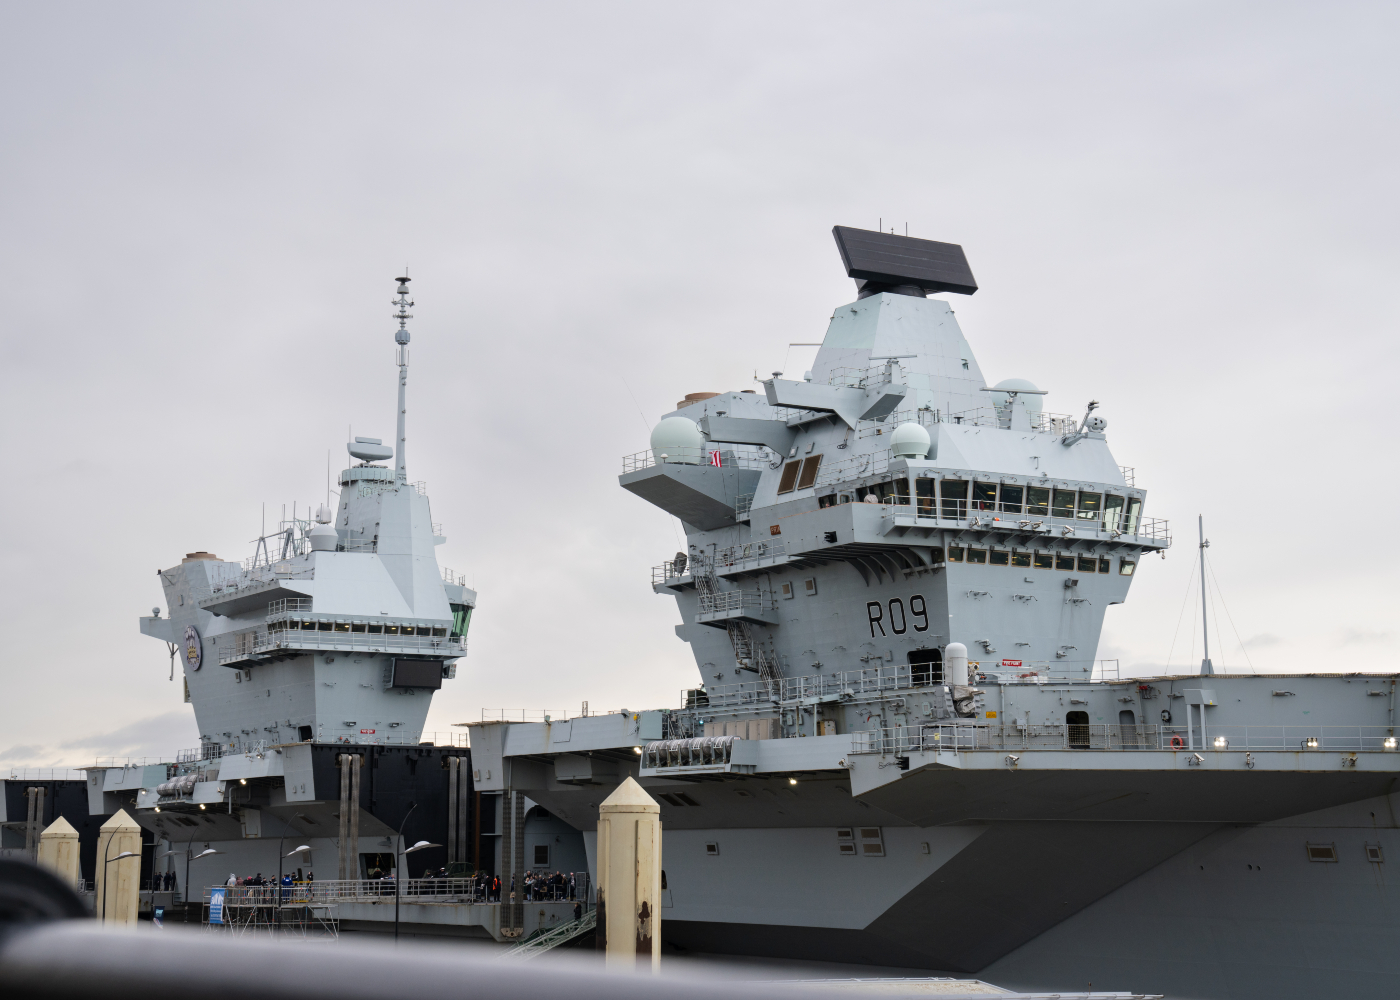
2, 2, 1397, 769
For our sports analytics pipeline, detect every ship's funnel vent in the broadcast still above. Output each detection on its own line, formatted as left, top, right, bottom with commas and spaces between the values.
833, 226, 978, 299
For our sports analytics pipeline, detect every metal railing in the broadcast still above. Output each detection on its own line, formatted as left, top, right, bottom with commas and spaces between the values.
219, 626, 464, 664
850, 724, 1400, 755
715, 539, 786, 567
267, 598, 313, 618
736, 493, 754, 520
643, 737, 741, 770
501, 907, 597, 960
622, 447, 772, 474
872, 498, 1170, 544
697, 590, 772, 616
205, 874, 590, 906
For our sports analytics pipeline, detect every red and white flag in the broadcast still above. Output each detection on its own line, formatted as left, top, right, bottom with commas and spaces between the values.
709, 450, 722, 467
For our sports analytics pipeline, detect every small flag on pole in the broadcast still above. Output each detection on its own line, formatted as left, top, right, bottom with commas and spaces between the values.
709, 450, 722, 467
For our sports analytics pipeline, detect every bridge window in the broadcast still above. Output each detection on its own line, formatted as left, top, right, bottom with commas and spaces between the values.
948, 546, 964, 562
916, 478, 935, 515
1124, 497, 1143, 534
1077, 556, 1098, 572
1011, 550, 1031, 567
989, 549, 1009, 566
941, 480, 968, 519
1120, 559, 1136, 576
1033, 551, 1053, 569
966, 548, 987, 564
1000, 485, 1024, 514
777, 462, 801, 494
1026, 487, 1050, 516
972, 482, 997, 511
1052, 489, 1076, 518
796, 455, 823, 490
1103, 494, 1125, 530
1098, 557, 1111, 573
818, 493, 836, 508
1055, 552, 1075, 570
1077, 491, 1102, 520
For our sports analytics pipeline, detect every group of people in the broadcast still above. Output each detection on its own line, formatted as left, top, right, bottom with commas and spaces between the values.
223, 872, 310, 887
147, 871, 178, 891
510, 871, 577, 902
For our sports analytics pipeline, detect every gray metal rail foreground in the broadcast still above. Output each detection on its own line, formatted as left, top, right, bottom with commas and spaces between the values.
500, 906, 596, 960
0, 922, 1160, 1000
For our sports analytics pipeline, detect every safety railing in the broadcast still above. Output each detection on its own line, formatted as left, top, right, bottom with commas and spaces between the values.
622, 447, 772, 474
715, 539, 786, 567
218, 626, 464, 664
267, 598, 312, 618
697, 590, 771, 615
736, 493, 754, 520
206, 874, 593, 906
849, 724, 1400, 755
4, 768, 88, 781
856, 497, 1169, 544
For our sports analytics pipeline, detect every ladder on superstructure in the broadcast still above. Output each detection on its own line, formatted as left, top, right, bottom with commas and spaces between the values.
694, 550, 781, 691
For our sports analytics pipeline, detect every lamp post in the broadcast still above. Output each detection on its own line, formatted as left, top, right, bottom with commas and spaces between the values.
158, 844, 223, 921
391, 801, 440, 943
100, 846, 141, 923
273, 812, 307, 932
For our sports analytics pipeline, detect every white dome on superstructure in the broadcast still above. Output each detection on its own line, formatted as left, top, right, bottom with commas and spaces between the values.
889, 421, 932, 459
650, 416, 705, 465
990, 378, 1043, 415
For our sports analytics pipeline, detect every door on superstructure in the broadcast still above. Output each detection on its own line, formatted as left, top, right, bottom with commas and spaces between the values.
1118, 709, 1138, 747
1066, 710, 1090, 748
909, 649, 943, 687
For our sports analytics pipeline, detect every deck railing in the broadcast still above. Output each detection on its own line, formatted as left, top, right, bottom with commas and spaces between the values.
850, 724, 1400, 755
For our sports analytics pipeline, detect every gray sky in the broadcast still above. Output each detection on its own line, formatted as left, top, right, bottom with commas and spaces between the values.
3, 2, 1397, 768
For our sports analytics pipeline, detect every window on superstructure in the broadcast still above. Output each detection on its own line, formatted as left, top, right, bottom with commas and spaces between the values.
1026, 487, 1050, 516
916, 478, 935, 516
818, 493, 836, 509
948, 546, 964, 562
1052, 489, 1076, 519
1012, 550, 1031, 568
972, 482, 997, 511
1098, 557, 1111, 573
966, 548, 987, 564
940, 480, 968, 519
1102, 494, 1125, 531
777, 462, 801, 494
1077, 556, 1097, 572
1076, 491, 1102, 520
989, 549, 1009, 566
1000, 485, 1024, 514
1033, 552, 1053, 569
450, 603, 472, 637
796, 455, 823, 491
1120, 559, 1136, 576
1055, 552, 1075, 570
1123, 497, 1143, 534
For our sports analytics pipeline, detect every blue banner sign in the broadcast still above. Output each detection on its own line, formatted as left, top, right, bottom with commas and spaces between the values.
209, 887, 226, 925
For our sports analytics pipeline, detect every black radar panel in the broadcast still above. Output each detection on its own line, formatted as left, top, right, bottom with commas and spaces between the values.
832, 226, 977, 296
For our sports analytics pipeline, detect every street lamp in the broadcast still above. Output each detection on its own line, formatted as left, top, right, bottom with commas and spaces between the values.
273, 813, 308, 931
100, 847, 142, 923
157, 845, 224, 921
391, 800, 440, 943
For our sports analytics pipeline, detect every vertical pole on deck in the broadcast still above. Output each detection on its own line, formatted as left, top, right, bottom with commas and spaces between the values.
348, 755, 361, 880
596, 777, 661, 972
337, 756, 350, 881
1199, 516, 1214, 676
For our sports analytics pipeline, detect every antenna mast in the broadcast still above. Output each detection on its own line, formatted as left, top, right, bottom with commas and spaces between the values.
393, 275, 413, 484
1199, 515, 1214, 675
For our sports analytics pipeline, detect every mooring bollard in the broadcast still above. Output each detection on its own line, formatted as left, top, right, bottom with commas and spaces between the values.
596, 776, 661, 972
37, 816, 81, 891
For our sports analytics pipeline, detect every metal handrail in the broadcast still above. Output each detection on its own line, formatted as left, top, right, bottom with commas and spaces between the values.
622, 447, 772, 474
849, 723, 1400, 755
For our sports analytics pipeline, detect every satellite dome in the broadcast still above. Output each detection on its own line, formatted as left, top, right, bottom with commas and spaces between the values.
308, 518, 338, 552
990, 378, 1043, 416
314, 504, 335, 525
348, 436, 394, 463
650, 416, 704, 465
888, 421, 932, 459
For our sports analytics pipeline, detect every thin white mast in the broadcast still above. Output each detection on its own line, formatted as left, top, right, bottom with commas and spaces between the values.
393, 275, 413, 484
1199, 515, 1213, 675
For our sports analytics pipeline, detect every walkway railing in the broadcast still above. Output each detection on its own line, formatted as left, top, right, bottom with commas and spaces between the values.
500, 908, 596, 960
850, 724, 1400, 755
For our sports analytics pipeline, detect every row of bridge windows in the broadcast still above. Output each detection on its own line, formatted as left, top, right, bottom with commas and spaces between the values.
818, 478, 1142, 532
949, 547, 1136, 575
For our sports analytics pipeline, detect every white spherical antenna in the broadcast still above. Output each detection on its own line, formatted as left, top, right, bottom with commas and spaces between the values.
888, 421, 932, 459
1086, 413, 1107, 432
314, 504, 334, 524
650, 416, 704, 465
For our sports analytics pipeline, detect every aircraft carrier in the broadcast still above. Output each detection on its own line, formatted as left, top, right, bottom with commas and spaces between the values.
11, 232, 1397, 999
469, 227, 1400, 999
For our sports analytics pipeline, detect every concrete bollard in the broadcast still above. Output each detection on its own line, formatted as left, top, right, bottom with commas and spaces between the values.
596, 776, 661, 972
37, 816, 81, 892
95, 809, 142, 926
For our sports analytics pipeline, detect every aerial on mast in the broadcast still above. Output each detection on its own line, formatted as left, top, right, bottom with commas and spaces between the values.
393, 274, 413, 483
1199, 515, 1214, 676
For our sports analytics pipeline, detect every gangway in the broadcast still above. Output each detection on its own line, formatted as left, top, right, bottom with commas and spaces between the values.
499, 907, 595, 960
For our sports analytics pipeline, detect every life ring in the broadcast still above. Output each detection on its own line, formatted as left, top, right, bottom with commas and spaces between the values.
1170, 735, 1185, 749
